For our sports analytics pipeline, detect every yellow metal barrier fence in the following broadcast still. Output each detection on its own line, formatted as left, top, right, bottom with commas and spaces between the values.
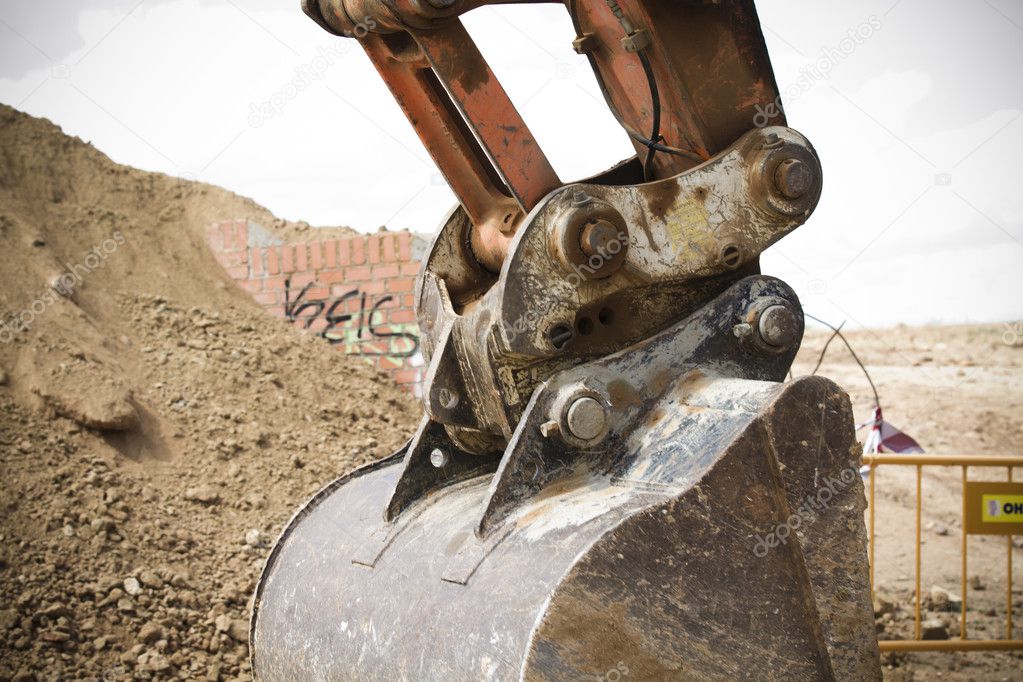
864, 453, 1023, 652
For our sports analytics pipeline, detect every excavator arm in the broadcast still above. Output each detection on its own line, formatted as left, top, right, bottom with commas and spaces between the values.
250, 2, 881, 679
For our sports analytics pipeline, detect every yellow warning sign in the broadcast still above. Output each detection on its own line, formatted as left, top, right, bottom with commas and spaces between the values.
982, 494, 1023, 523
965, 482, 1023, 535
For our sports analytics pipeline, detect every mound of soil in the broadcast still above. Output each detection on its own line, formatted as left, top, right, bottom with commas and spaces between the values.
0, 105, 418, 681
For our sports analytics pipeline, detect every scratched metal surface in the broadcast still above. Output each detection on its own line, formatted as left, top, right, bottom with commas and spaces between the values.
251, 463, 651, 680
251, 374, 879, 681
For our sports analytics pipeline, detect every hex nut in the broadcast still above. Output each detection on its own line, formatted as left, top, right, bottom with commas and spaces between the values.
579, 219, 621, 259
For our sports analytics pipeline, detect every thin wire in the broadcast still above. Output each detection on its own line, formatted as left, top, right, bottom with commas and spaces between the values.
602, 0, 662, 180
804, 312, 881, 408
811, 319, 845, 375
637, 49, 661, 180
567, 0, 704, 166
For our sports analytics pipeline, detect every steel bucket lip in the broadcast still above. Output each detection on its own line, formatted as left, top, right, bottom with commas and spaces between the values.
247, 448, 667, 681
249, 443, 409, 670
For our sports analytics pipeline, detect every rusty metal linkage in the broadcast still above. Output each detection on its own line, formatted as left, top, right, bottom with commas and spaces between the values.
251, 2, 882, 679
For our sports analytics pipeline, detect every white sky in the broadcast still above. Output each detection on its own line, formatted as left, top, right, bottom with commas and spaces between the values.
2, 0, 1021, 329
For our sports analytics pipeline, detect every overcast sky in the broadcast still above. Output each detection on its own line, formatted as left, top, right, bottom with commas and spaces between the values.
1, 0, 1021, 329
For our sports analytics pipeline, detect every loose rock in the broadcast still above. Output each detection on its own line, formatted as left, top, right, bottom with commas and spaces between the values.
921, 618, 949, 640
184, 484, 221, 504
139, 621, 164, 645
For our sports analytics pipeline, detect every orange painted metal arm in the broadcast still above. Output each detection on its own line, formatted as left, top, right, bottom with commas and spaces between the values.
360, 23, 560, 271
362, 34, 512, 228
413, 20, 561, 212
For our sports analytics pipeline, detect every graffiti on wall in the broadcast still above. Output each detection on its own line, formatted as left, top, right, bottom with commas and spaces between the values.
284, 278, 419, 358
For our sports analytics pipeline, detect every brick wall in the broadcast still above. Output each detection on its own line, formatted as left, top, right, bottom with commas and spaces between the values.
206, 219, 426, 393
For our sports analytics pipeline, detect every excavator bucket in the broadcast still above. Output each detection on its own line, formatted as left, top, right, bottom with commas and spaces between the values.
251, 280, 880, 680
252, 0, 881, 678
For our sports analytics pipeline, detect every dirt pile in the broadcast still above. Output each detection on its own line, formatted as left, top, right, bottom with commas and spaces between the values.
0, 105, 418, 681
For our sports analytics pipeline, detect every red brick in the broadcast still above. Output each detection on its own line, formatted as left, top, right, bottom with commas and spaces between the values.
251, 248, 265, 276
361, 280, 385, 295
394, 368, 422, 385
234, 220, 249, 251
225, 265, 249, 280
400, 262, 420, 277
330, 284, 361, 300
309, 242, 323, 270
263, 275, 287, 291
372, 264, 400, 279
254, 291, 279, 305
345, 265, 371, 281
220, 222, 234, 249
382, 235, 396, 262
295, 244, 308, 271
386, 278, 414, 293
378, 356, 402, 371
280, 246, 295, 273
351, 237, 366, 265
368, 234, 381, 264
216, 250, 248, 267
238, 279, 262, 293
304, 287, 330, 300
402, 294, 415, 308
390, 308, 417, 324
265, 305, 286, 318
338, 239, 351, 266
354, 340, 385, 356
397, 232, 412, 261
266, 248, 280, 275
323, 240, 338, 269
318, 270, 346, 284
223, 221, 245, 252
289, 271, 316, 287
307, 317, 328, 333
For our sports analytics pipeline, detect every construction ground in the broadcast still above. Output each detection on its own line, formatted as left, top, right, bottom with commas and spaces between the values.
1, 105, 1021, 681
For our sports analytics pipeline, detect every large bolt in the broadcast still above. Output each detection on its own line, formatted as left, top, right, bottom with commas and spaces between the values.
774, 158, 813, 199
758, 305, 799, 349
579, 219, 621, 258
565, 396, 607, 441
